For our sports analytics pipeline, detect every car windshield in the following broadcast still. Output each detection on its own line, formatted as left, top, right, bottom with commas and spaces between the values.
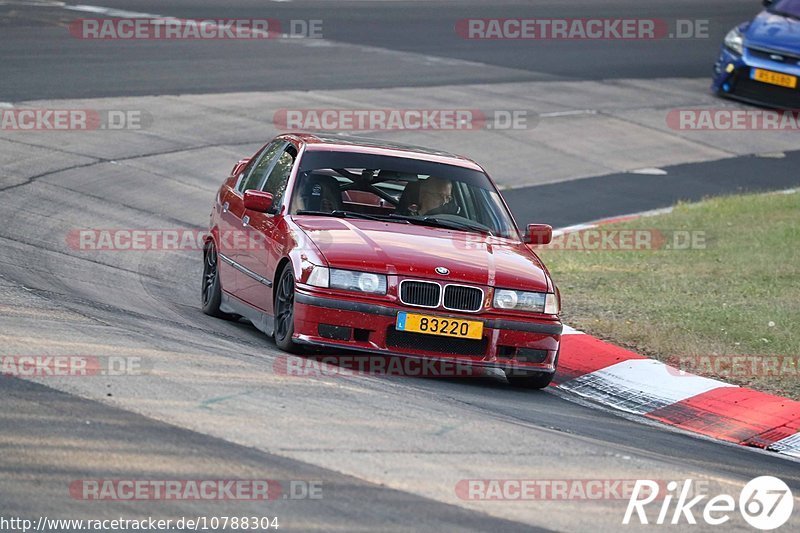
769, 0, 800, 18
291, 151, 520, 239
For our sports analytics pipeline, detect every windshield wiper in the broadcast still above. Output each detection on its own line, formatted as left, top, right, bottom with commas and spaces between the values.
296, 210, 491, 234
296, 210, 409, 223
388, 214, 494, 236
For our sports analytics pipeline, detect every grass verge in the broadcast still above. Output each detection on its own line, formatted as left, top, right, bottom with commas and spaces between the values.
538, 190, 800, 399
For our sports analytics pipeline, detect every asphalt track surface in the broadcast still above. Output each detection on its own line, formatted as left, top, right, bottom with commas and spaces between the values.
509, 151, 800, 228
1, 1, 800, 532
0, 0, 760, 100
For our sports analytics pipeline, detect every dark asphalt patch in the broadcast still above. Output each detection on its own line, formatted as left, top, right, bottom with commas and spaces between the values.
507, 150, 800, 228
0, 375, 541, 532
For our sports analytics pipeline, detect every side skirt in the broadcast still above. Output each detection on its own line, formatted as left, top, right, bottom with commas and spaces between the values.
220, 291, 275, 337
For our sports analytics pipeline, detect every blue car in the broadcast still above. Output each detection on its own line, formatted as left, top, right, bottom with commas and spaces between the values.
713, 0, 800, 109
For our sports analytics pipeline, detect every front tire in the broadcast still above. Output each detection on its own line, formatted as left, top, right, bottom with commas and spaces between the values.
505, 350, 559, 389
506, 371, 554, 389
274, 265, 301, 353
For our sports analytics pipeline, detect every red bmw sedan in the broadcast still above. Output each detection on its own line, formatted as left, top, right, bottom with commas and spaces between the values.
203, 133, 562, 388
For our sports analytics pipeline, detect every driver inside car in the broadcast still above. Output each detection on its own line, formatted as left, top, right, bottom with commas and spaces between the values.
402, 176, 458, 216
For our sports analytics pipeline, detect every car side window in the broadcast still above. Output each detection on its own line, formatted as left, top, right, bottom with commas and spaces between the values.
454, 182, 475, 220
238, 141, 284, 193
261, 147, 297, 207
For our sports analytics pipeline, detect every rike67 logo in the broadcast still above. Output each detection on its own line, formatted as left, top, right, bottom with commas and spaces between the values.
624, 477, 794, 530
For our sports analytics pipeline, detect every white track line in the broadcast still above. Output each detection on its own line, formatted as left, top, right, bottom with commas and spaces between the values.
63, 4, 161, 18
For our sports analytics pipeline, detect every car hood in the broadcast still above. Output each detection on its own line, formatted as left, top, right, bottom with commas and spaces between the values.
746, 11, 800, 53
293, 217, 551, 292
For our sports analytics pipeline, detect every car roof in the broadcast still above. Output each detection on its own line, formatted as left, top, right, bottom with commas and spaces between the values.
280, 133, 484, 171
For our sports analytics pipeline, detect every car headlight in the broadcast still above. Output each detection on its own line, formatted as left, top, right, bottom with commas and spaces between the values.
724, 27, 744, 55
307, 266, 330, 288
494, 289, 553, 313
307, 266, 387, 295
544, 292, 560, 315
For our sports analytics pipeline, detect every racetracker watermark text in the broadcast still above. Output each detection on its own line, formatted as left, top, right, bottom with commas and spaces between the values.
273, 109, 533, 131
1, 356, 146, 377
274, 355, 555, 379
69, 479, 321, 501
528, 229, 707, 251
668, 109, 800, 131
0, 109, 149, 131
455, 18, 710, 40
456, 479, 714, 501
69, 18, 323, 39
666, 355, 799, 378
67, 229, 261, 252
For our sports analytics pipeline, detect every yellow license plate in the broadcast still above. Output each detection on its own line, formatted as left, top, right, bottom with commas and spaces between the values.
396, 312, 483, 340
751, 68, 798, 89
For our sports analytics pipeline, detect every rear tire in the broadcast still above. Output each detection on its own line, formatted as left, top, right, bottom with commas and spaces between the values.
201, 240, 236, 320
274, 265, 301, 353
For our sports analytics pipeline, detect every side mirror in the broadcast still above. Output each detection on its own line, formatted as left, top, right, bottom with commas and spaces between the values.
231, 158, 250, 178
243, 190, 274, 213
526, 224, 553, 246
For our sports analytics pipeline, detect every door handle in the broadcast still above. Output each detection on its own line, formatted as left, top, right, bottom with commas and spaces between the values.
242, 215, 250, 227
222, 201, 229, 213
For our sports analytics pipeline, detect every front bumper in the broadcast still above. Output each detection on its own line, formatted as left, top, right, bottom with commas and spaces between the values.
712, 48, 800, 109
293, 291, 562, 375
